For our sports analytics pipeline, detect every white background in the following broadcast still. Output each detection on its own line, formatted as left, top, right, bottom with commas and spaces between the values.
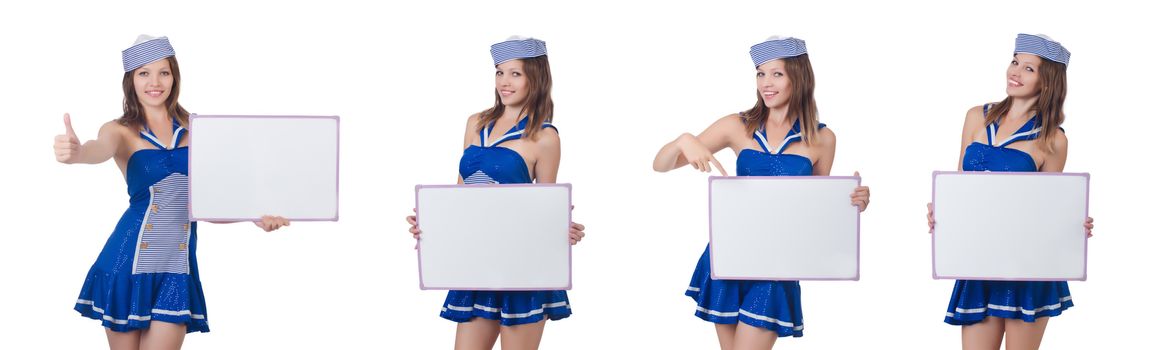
1, 0, 1150, 349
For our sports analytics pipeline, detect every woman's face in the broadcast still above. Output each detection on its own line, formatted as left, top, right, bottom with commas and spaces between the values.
133, 59, 174, 109
1006, 53, 1042, 98
495, 59, 529, 108
756, 59, 791, 109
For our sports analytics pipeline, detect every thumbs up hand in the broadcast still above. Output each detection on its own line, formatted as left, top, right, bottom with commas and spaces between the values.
54, 113, 81, 164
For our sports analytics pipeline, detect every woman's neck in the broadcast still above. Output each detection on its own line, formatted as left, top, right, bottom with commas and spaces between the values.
1007, 96, 1038, 121
501, 104, 525, 122
143, 105, 171, 127
766, 105, 792, 128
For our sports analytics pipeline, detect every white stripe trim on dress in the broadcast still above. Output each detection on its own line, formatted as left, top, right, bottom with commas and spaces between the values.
443, 301, 570, 319
947, 295, 1073, 317
694, 306, 803, 330
152, 308, 192, 317
739, 309, 803, 330
987, 124, 997, 145
502, 308, 545, 319
489, 130, 525, 147
994, 127, 1041, 147
482, 121, 550, 147
77, 299, 205, 323
696, 306, 739, 318
170, 126, 184, 149
772, 134, 802, 154
754, 130, 771, 153
686, 286, 701, 292
474, 304, 501, 313
139, 123, 182, 150
141, 132, 165, 150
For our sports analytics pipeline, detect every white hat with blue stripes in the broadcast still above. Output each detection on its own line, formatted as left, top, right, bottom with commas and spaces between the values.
490, 36, 547, 66
1014, 33, 1070, 65
750, 36, 807, 67
122, 35, 175, 72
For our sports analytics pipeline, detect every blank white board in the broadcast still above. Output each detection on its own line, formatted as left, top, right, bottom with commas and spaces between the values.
933, 171, 1089, 281
416, 184, 571, 290
189, 115, 339, 221
709, 176, 860, 281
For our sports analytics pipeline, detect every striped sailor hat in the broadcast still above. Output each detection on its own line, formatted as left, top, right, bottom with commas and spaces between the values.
490, 36, 547, 66
1014, 33, 1070, 65
750, 36, 807, 67
122, 35, 175, 72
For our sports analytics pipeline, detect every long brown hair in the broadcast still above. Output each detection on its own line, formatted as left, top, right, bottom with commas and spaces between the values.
740, 54, 820, 144
984, 55, 1066, 153
475, 55, 554, 141
116, 56, 190, 129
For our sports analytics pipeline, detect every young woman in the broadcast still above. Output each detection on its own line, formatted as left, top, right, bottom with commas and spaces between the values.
55, 35, 289, 349
406, 36, 586, 350
927, 33, 1095, 350
653, 36, 870, 350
